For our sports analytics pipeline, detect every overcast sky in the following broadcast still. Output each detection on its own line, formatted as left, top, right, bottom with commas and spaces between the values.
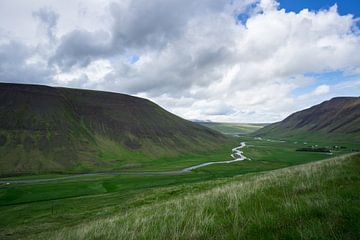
0, 0, 359, 123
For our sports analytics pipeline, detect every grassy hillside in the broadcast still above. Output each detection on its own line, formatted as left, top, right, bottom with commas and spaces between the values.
34, 153, 360, 240
198, 122, 267, 135
254, 97, 360, 143
0, 83, 230, 176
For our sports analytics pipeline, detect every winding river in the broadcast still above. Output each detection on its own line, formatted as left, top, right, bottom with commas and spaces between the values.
0, 142, 247, 184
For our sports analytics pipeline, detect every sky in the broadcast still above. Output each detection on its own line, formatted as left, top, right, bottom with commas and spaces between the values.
0, 0, 359, 123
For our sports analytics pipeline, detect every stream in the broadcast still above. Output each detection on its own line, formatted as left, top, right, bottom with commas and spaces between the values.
0, 142, 247, 184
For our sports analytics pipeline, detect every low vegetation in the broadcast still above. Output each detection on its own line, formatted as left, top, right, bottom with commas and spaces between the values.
38, 153, 360, 240
0, 136, 356, 239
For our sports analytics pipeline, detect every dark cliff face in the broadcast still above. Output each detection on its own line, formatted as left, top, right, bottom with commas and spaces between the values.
254, 97, 360, 141
0, 83, 227, 175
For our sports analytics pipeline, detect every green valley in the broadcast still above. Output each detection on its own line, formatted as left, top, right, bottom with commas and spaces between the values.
0, 84, 359, 240
0, 134, 357, 239
2, 1, 360, 239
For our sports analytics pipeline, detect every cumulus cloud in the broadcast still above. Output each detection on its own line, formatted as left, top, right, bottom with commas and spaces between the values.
50, 0, 239, 70
298, 84, 331, 100
0, 0, 359, 122
313, 85, 330, 95
109, 0, 232, 50
0, 41, 53, 84
51, 30, 112, 70
33, 7, 59, 42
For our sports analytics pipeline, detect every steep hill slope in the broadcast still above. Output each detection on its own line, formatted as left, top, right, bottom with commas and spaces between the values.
0, 83, 228, 176
254, 97, 360, 143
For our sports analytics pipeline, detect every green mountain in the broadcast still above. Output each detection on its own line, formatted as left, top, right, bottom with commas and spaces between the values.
254, 97, 360, 143
0, 83, 228, 176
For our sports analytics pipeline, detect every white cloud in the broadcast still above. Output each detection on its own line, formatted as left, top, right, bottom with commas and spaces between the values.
313, 85, 330, 95
32, 7, 59, 42
0, 0, 359, 122
298, 84, 330, 101
54, 59, 112, 86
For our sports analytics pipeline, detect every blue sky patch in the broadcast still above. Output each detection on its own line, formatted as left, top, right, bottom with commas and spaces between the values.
278, 0, 360, 17
127, 54, 140, 64
292, 70, 359, 97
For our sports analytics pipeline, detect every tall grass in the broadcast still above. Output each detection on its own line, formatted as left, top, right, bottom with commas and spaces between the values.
39, 153, 360, 240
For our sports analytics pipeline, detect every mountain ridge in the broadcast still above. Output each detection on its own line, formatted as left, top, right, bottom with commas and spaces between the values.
253, 96, 360, 142
0, 82, 229, 176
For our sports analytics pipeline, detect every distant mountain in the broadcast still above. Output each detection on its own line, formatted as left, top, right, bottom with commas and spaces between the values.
0, 83, 228, 176
191, 119, 213, 123
253, 97, 360, 143
198, 122, 267, 135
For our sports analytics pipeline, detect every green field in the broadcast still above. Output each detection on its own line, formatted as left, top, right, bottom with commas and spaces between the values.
43, 153, 360, 240
0, 135, 357, 239
198, 122, 267, 135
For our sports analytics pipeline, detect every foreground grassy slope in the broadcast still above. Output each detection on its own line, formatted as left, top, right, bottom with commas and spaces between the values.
0, 83, 229, 176
254, 97, 360, 143
38, 153, 359, 240
198, 122, 267, 135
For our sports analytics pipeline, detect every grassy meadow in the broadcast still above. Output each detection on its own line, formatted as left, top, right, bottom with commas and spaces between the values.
13, 153, 360, 239
0, 134, 357, 239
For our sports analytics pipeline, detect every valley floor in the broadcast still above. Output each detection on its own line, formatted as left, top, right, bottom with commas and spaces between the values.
0, 136, 358, 239
37, 153, 360, 239
0, 142, 247, 184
